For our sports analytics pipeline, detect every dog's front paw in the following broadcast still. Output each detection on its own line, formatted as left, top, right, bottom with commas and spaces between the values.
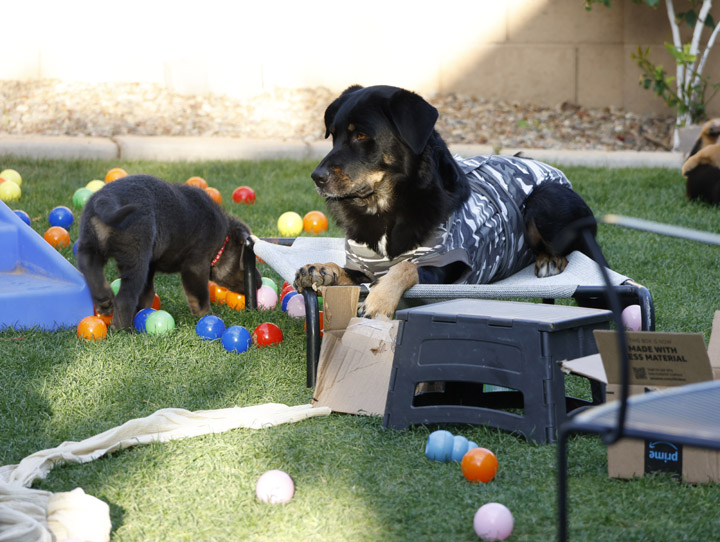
358, 290, 396, 320
294, 262, 344, 292
535, 254, 568, 278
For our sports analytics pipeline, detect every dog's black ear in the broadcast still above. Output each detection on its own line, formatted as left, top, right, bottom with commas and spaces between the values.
688, 136, 704, 157
387, 89, 439, 155
323, 85, 364, 138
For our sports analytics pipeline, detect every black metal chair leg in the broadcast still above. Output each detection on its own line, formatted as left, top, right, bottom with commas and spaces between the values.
302, 289, 321, 388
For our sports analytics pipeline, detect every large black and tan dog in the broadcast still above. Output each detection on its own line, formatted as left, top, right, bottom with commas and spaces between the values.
77, 175, 258, 330
294, 85, 604, 318
681, 118, 720, 205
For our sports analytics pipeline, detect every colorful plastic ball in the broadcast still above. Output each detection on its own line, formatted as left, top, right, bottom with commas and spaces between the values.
303, 210, 329, 234
110, 279, 121, 295
186, 176, 208, 189
77, 316, 108, 341
222, 325, 252, 353
280, 284, 296, 299
261, 277, 278, 294
134, 308, 156, 333
226, 291, 246, 311
86, 179, 105, 192
145, 310, 175, 335
286, 294, 306, 319
280, 291, 298, 312
252, 322, 283, 347
232, 185, 256, 204
73, 240, 79, 257
257, 284, 278, 310
0, 180, 21, 202
473, 503, 514, 541
13, 209, 30, 226
105, 167, 128, 183
214, 285, 228, 305
152, 293, 162, 310
621, 304, 642, 332
72, 187, 93, 209
43, 226, 70, 248
256, 469, 294, 504
0, 168, 22, 186
48, 206, 74, 229
277, 211, 303, 237
196, 315, 226, 341
93, 308, 113, 326
205, 187, 222, 205
461, 447, 498, 483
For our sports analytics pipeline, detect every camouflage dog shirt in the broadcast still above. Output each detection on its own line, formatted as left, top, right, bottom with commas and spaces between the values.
345, 154, 572, 284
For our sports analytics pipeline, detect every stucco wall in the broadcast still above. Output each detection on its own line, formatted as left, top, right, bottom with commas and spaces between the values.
4, 0, 720, 116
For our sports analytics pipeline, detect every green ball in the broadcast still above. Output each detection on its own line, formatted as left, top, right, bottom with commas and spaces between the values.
261, 277, 278, 294
111, 278, 121, 295
73, 187, 93, 209
145, 310, 175, 335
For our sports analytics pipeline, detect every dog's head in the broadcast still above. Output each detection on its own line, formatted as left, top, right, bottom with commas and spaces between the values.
210, 217, 260, 295
311, 85, 439, 213
688, 118, 720, 156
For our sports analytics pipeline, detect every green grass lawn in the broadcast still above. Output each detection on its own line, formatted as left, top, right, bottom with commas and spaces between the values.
1, 157, 719, 541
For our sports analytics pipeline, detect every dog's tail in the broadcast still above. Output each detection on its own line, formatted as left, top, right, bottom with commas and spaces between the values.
91, 194, 142, 230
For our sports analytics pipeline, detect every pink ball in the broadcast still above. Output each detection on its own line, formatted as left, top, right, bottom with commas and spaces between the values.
256, 284, 278, 310
621, 304, 642, 331
473, 503, 514, 541
286, 294, 306, 319
255, 469, 294, 504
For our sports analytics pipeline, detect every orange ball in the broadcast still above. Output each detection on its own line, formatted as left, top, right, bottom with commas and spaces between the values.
105, 167, 128, 183
304, 310, 324, 337
205, 187, 222, 205
215, 286, 228, 305
152, 294, 162, 310
208, 281, 218, 303
186, 176, 208, 189
461, 447, 498, 483
44, 226, 70, 248
77, 316, 108, 341
94, 308, 113, 326
226, 291, 246, 311
303, 210, 329, 234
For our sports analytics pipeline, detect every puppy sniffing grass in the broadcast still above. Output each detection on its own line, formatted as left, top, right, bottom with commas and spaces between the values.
682, 118, 720, 205
77, 175, 259, 330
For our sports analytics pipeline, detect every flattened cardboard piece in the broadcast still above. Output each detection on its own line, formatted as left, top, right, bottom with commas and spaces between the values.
560, 354, 607, 383
593, 330, 713, 387
320, 286, 361, 332
313, 317, 398, 416
708, 310, 720, 379
592, 329, 719, 484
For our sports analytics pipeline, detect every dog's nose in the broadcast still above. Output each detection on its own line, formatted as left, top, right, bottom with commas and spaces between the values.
311, 166, 329, 187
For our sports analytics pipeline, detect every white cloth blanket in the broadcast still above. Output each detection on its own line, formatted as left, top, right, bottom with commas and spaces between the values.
0, 403, 331, 542
251, 236, 630, 299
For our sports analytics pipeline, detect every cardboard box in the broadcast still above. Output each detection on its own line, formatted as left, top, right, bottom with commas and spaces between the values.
564, 311, 720, 483
312, 286, 398, 416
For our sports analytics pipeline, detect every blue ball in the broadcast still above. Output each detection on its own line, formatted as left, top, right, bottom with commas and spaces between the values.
281, 291, 298, 312
13, 209, 31, 226
222, 325, 252, 353
73, 240, 79, 257
196, 315, 226, 341
48, 205, 74, 229
134, 308, 156, 333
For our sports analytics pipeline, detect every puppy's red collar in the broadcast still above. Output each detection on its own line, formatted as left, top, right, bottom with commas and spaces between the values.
211, 235, 229, 267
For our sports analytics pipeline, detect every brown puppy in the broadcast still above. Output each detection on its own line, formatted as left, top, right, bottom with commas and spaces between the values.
682, 118, 720, 205
294, 85, 604, 318
77, 174, 259, 330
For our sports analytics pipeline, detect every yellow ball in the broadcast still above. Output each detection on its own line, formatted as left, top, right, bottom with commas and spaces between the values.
0, 180, 21, 202
277, 211, 304, 237
0, 169, 22, 187
86, 179, 106, 192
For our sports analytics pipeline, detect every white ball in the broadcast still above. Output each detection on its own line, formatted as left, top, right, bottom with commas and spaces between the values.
255, 469, 294, 504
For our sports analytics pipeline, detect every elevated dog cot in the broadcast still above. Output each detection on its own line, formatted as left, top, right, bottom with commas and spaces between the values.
243, 236, 655, 388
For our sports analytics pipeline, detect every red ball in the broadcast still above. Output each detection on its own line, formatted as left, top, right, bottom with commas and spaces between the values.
232, 185, 256, 204
252, 322, 283, 347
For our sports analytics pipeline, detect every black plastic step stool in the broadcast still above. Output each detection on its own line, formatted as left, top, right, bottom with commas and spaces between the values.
382, 299, 612, 444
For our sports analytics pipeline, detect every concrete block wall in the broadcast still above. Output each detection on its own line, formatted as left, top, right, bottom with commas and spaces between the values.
2, 0, 719, 117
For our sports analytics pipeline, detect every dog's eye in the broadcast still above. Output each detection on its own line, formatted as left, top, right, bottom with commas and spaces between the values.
355, 132, 368, 141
